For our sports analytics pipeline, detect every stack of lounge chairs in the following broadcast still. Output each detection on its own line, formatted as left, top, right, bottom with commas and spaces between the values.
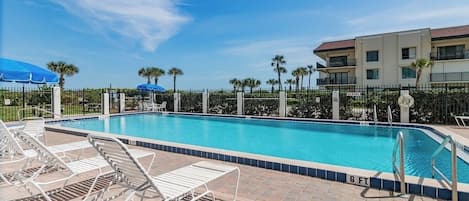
0, 119, 240, 201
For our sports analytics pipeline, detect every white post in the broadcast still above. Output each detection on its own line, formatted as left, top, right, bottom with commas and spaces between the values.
174, 93, 180, 112
400, 90, 410, 123
237, 92, 244, 115
332, 90, 340, 120
202, 91, 209, 114
52, 87, 61, 119
102, 92, 110, 115
279, 91, 286, 117
119, 93, 125, 113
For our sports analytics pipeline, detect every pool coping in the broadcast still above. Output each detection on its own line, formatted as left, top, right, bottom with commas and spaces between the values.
45, 111, 469, 200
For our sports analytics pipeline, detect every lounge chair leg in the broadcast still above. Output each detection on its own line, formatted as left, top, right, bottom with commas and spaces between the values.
29, 181, 52, 201
83, 169, 102, 201
124, 190, 137, 201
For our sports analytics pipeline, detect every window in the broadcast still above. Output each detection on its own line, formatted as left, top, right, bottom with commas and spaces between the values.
366, 51, 379, 62
329, 72, 349, 84
437, 45, 465, 60
402, 47, 416, 59
366, 69, 379, 80
401, 67, 416, 79
329, 56, 348, 67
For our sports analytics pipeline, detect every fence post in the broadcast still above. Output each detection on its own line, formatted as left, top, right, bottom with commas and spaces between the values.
237, 92, 244, 115
400, 90, 410, 123
202, 91, 209, 114
52, 87, 61, 119
102, 92, 110, 115
279, 91, 286, 117
332, 90, 340, 120
119, 93, 125, 113
174, 93, 180, 112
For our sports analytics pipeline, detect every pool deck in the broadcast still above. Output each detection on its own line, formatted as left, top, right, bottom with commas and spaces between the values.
1, 131, 439, 201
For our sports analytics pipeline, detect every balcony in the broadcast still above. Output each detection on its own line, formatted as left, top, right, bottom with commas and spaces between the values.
317, 76, 357, 85
430, 50, 469, 60
316, 58, 356, 69
430, 72, 469, 82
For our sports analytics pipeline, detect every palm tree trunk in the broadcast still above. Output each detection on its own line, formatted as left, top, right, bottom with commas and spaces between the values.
250, 87, 253, 93
173, 76, 177, 93
147, 77, 151, 84
154, 78, 158, 85
277, 64, 282, 91
271, 85, 274, 93
301, 76, 304, 91
59, 74, 65, 88
295, 78, 300, 92
289, 84, 292, 92
416, 68, 423, 88
308, 74, 311, 90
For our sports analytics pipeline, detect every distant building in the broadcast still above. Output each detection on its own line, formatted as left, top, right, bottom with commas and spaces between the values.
314, 25, 469, 88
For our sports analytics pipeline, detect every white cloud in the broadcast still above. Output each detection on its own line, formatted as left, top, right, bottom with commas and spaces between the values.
51, 0, 190, 51
346, 2, 469, 30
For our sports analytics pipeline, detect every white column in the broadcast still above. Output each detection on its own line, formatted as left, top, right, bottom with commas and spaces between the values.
237, 92, 244, 115
202, 91, 209, 114
102, 93, 110, 115
400, 90, 410, 123
52, 87, 61, 119
119, 93, 125, 113
279, 91, 286, 117
174, 93, 180, 112
332, 90, 340, 120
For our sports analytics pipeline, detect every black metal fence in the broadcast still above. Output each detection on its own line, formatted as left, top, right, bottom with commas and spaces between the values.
180, 91, 203, 113
208, 92, 236, 115
287, 90, 332, 119
61, 89, 103, 116
0, 86, 53, 121
244, 91, 279, 116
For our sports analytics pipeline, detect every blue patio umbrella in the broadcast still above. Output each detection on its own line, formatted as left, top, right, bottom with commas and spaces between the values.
137, 83, 165, 93
0, 58, 58, 84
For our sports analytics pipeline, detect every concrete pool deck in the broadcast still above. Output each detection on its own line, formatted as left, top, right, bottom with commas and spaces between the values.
1, 131, 438, 201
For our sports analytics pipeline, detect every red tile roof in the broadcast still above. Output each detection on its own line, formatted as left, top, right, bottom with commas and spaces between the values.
314, 39, 355, 52
431, 25, 469, 39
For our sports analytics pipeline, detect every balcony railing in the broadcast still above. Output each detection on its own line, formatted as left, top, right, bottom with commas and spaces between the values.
430, 72, 469, 82
317, 76, 357, 85
316, 59, 356, 69
430, 51, 469, 60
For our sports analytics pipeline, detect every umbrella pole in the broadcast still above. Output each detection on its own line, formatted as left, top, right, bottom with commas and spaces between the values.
22, 84, 25, 119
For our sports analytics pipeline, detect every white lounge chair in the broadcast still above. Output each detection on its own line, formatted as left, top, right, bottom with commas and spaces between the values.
454, 116, 469, 128
88, 134, 240, 201
21, 117, 46, 144
12, 131, 155, 201
155, 101, 167, 112
0, 121, 30, 185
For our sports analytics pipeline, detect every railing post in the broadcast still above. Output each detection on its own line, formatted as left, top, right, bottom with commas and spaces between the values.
119, 93, 125, 113
237, 92, 244, 115
332, 90, 339, 120
202, 90, 209, 114
451, 141, 458, 201
279, 91, 286, 117
102, 92, 109, 115
173, 92, 180, 112
399, 135, 406, 194
52, 87, 61, 119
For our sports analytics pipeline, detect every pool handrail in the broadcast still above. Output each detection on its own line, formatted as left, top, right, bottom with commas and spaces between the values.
392, 131, 406, 195
431, 135, 458, 201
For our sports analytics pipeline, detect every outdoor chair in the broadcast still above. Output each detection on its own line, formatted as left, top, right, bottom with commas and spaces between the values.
10, 131, 155, 201
88, 134, 240, 201
21, 117, 46, 144
155, 101, 167, 112
454, 115, 469, 128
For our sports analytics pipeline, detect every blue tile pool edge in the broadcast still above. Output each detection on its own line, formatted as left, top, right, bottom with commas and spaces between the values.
46, 124, 469, 201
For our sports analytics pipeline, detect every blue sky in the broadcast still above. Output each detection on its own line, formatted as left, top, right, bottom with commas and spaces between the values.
2, 0, 469, 89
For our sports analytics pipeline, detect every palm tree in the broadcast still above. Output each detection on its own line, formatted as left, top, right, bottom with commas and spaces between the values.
229, 78, 241, 92
243, 78, 261, 93
284, 79, 296, 92
307, 65, 316, 90
411, 58, 434, 87
150, 67, 165, 85
47, 61, 79, 89
168, 67, 183, 93
297, 67, 308, 90
291, 69, 301, 92
138, 67, 153, 84
266, 79, 279, 93
271, 55, 287, 91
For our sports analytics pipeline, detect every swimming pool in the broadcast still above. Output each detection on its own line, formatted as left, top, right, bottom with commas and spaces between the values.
56, 113, 469, 183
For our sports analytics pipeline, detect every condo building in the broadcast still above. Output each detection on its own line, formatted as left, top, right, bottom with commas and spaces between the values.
314, 25, 469, 88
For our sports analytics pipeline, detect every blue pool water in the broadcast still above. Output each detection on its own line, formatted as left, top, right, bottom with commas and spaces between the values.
58, 113, 469, 183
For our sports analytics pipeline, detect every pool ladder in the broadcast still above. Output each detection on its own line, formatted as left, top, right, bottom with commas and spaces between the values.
392, 131, 406, 195
431, 135, 458, 201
